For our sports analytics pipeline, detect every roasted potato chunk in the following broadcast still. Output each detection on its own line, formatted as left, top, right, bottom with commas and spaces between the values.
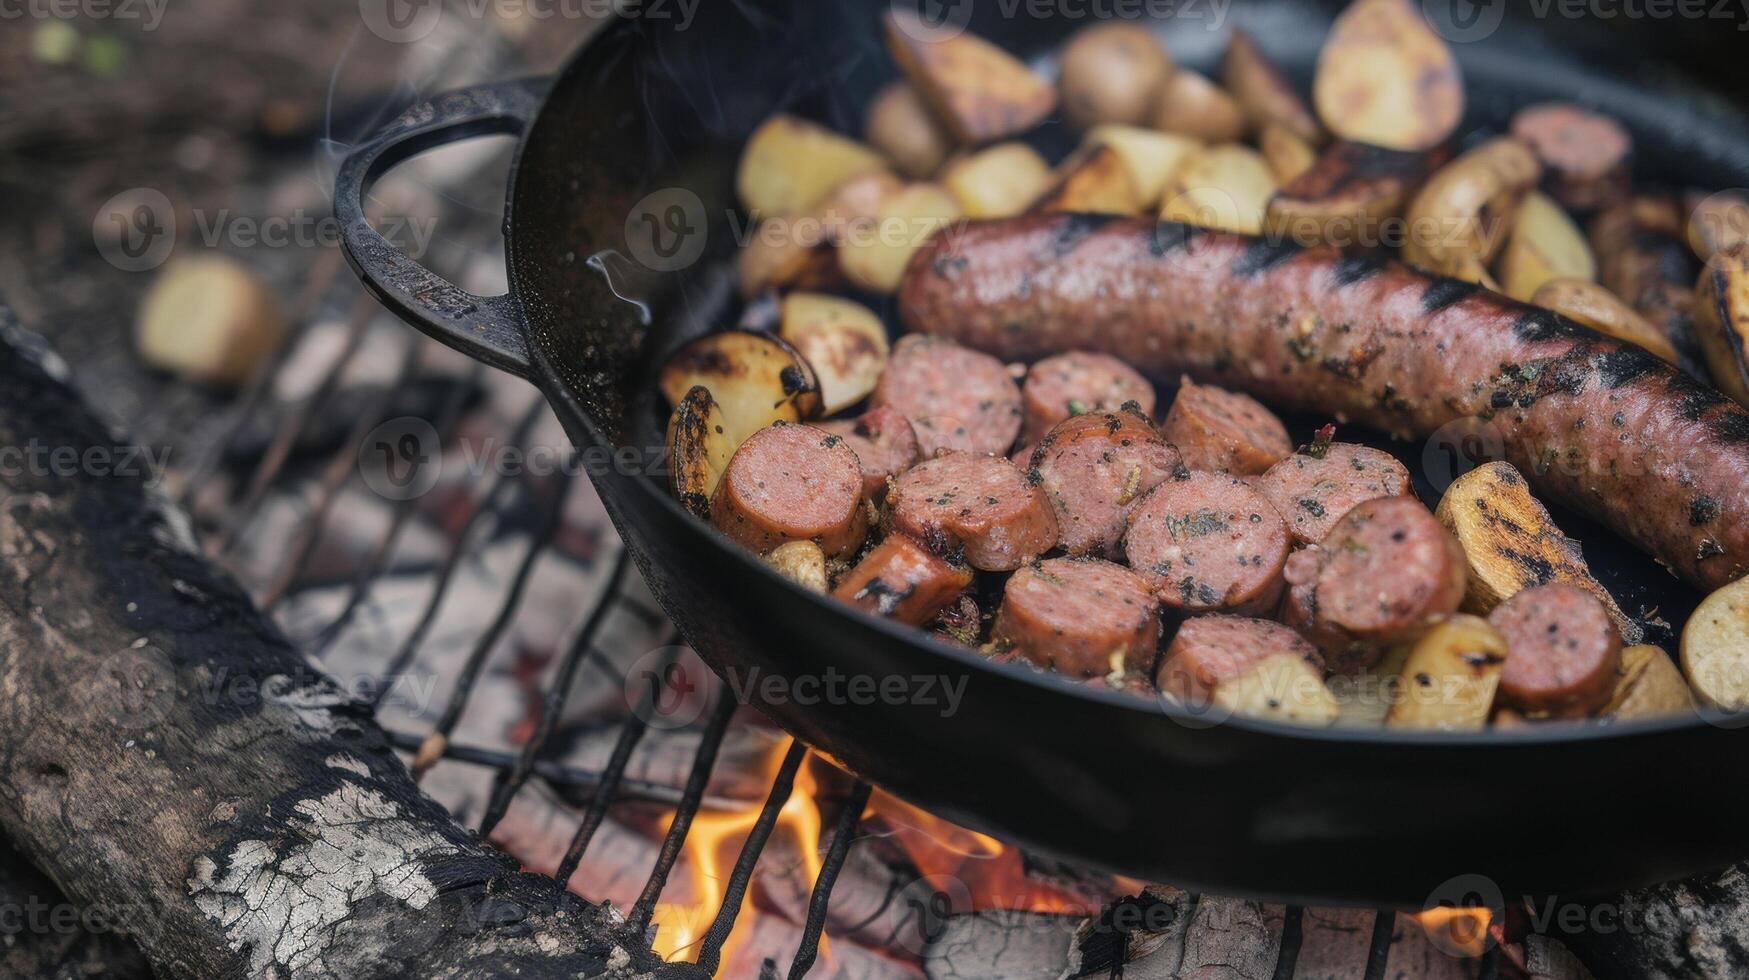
1386, 615, 1506, 731
778, 292, 890, 415
1529, 277, 1679, 364
764, 540, 830, 593
736, 114, 886, 218
1152, 69, 1248, 143
837, 182, 962, 294
1682, 575, 1749, 711
941, 142, 1055, 219
1030, 144, 1140, 216
665, 385, 733, 518
1434, 461, 1639, 643
1693, 244, 1749, 406
660, 331, 823, 448
1264, 140, 1437, 249
1403, 136, 1539, 288
734, 172, 901, 298
1081, 125, 1201, 209
1605, 645, 1696, 720
865, 81, 954, 179
1160, 144, 1277, 235
135, 255, 288, 387
1259, 123, 1317, 183
1057, 21, 1173, 129
1313, 0, 1463, 152
1499, 192, 1596, 302
1209, 653, 1341, 726
883, 11, 1055, 143
1223, 29, 1321, 144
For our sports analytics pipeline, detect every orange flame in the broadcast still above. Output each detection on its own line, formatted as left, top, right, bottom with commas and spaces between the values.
1413, 906, 1494, 958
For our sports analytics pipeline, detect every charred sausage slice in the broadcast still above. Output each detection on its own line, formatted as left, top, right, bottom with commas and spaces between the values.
1157, 614, 1325, 704
896, 213, 1749, 590
831, 533, 973, 626
886, 452, 1059, 570
1488, 581, 1622, 718
710, 422, 868, 559
1020, 351, 1156, 443
994, 557, 1161, 677
820, 406, 921, 501
1121, 470, 1289, 616
870, 334, 1023, 457
1509, 103, 1631, 213
1161, 379, 1293, 476
1028, 407, 1183, 557
1257, 442, 1411, 545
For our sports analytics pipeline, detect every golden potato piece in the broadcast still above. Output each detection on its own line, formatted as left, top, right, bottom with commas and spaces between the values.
883, 11, 1055, 143
1682, 575, 1749, 711
736, 114, 886, 218
1529, 277, 1679, 364
1259, 123, 1317, 183
1057, 21, 1173, 130
1605, 645, 1695, 720
660, 331, 823, 449
1223, 29, 1321, 144
1693, 244, 1749, 406
1403, 136, 1539, 286
1212, 652, 1341, 726
1499, 192, 1595, 302
136, 256, 287, 387
941, 142, 1054, 219
735, 173, 901, 298
665, 385, 733, 518
1330, 645, 1410, 728
1386, 615, 1506, 731
838, 182, 962, 294
1434, 461, 1640, 643
1080, 125, 1201, 208
779, 292, 890, 415
1160, 144, 1277, 235
1152, 69, 1248, 143
865, 81, 953, 179
764, 540, 829, 594
1313, 0, 1463, 152
1263, 140, 1437, 249
1687, 191, 1749, 262
1030, 144, 1140, 216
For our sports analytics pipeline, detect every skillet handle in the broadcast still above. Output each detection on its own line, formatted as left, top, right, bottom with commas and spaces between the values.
336, 78, 547, 379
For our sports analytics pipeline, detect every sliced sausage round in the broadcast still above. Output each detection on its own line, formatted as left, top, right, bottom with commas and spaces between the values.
994, 557, 1161, 677
1157, 614, 1325, 704
831, 532, 974, 626
1028, 408, 1184, 557
1510, 103, 1631, 212
871, 334, 1023, 457
1488, 581, 1622, 718
710, 422, 868, 559
886, 452, 1059, 571
1121, 470, 1289, 616
819, 406, 920, 502
1160, 379, 1293, 476
1257, 442, 1411, 545
1020, 351, 1156, 444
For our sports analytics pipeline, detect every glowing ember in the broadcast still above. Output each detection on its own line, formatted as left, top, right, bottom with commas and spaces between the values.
1413, 905, 1494, 957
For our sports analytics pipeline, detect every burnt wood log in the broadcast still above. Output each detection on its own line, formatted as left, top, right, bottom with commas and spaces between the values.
0, 315, 675, 978
0, 835, 151, 979
1560, 869, 1749, 980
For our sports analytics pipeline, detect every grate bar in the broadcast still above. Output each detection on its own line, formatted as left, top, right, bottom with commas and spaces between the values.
629, 694, 737, 935
477, 550, 634, 836
787, 780, 873, 980
694, 739, 808, 976
554, 706, 650, 886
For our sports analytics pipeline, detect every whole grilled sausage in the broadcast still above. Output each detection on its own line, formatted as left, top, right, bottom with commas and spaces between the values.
898, 213, 1749, 590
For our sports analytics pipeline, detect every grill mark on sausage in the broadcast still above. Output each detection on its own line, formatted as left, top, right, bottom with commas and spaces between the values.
1043, 213, 1122, 260
1420, 277, 1482, 314
1331, 254, 1386, 288
1144, 220, 1201, 258
1594, 347, 1662, 389
1512, 308, 1593, 344
1232, 238, 1302, 279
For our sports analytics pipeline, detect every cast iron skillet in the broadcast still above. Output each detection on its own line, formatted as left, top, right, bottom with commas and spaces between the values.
338, 0, 1749, 907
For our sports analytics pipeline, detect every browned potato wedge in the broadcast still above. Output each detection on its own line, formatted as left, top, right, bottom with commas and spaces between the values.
660, 331, 823, 448
1081, 125, 1201, 208
838, 182, 962, 294
1057, 21, 1173, 130
1529, 278, 1679, 364
735, 172, 901, 298
136, 256, 287, 387
1689, 191, 1749, 262
883, 11, 1056, 143
1682, 575, 1749, 711
1694, 244, 1749, 405
1209, 653, 1341, 726
665, 385, 732, 518
1386, 615, 1507, 731
1498, 192, 1595, 302
736, 114, 887, 218
1605, 645, 1695, 720
1160, 144, 1277, 235
778, 292, 889, 414
865, 81, 953, 179
1223, 29, 1321, 144
1031, 144, 1140, 216
941, 142, 1055, 218
1313, 0, 1463, 152
1152, 69, 1248, 143
1403, 136, 1540, 287
764, 540, 829, 593
1331, 645, 1410, 728
1263, 140, 1438, 249
1434, 461, 1640, 643
1259, 123, 1317, 183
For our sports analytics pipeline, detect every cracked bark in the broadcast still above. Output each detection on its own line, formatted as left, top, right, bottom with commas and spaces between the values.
0, 313, 679, 978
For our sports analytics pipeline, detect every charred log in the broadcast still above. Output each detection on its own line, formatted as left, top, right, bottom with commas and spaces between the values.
1560, 868, 1749, 980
